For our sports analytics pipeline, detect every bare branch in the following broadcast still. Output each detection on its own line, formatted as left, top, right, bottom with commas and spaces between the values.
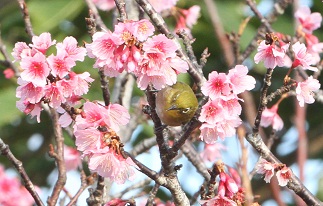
16, 0, 34, 38
47, 109, 67, 206
0, 138, 44, 206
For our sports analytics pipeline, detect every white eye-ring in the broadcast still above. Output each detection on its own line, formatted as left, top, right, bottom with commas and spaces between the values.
182, 108, 190, 113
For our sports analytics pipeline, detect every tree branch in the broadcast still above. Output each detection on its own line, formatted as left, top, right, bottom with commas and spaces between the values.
47, 109, 67, 206
0, 138, 44, 206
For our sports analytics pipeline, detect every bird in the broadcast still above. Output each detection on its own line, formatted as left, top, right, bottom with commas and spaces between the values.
155, 82, 198, 126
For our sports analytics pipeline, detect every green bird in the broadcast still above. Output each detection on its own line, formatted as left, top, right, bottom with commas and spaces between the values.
156, 82, 198, 126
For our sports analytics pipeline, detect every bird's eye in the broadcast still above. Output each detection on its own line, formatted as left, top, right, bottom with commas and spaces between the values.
181, 108, 190, 113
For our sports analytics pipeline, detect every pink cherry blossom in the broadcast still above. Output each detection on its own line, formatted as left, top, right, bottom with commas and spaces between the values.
131, 19, 155, 41
175, 5, 200, 34
137, 34, 188, 89
92, 0, 116, 11
64, 145, 82, 171
58, 112, 73, 127
16, 100, 43, 123
260, 105, 284, 131
88, 150, 136, 184
199, 123, 220, 144
227, 166, 241, 186
74, 127, 103, 154
295, 6, 322, 34
219, 172, 239, 196
199, 116, 241, 143
67, 72, 94, 96
215, 116, 242, 140
74, 102, 130, 132
256, 158, 275, 183
44, 83, 66, 108
276, 166, 291, 187
12, 42, 29, 61
199, 99, 225, 124
201, 71, 231, 100
20, 52, 50, 87
29, 32, 56, 54
75, 102, 108, 129
292, 41, 317, 71
184, 5, 200, 28
200, 195, 237, 206
105, 103, 131, 132
16, 78, 45, 104
47, 54, 76, 78
305, 34, 323, 64
0, 165, 35, 206
254, 40, 289, 69
148, 0, 178, 13
220, 98, 242, 117
86, 31, 122, 69
105, 198, 130, 206
56, 36, 87, 62
200, 143, 226, 163
227, 65, 256, 94
296, 76, 320, 107
3, 68, 15, 79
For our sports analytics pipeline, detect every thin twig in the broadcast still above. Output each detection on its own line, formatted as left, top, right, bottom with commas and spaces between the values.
114, 0, 128, 22
131, 137, 157, 157
114, 178, 152, 198
84, 0, 108, 31
66, 171, 93, 206
253, 68, 273, 134
0, 36, 19, 75
98, 68, 110, 105
240, 0, 293, 63
246, 0, 274, 33
246, 133, 322, 205
146, 183, 160, 206
180, 140, 210, 181
16, 0, 35, 38
47, 109, 67, 206
0, 138, 44, 206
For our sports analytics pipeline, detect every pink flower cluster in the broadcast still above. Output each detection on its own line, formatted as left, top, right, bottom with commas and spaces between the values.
174, 5, 201, 35
13, 33, 93, 122
256, 158, 291, 187
73, 102, 136, 184
64, 145, 82, 171
296, 75, 321, 107
260, 105, 284, 131
254, 37, 290, 69
294, 6, 323, 68
254, 25, 322, 71
0, 165, 35, 206
200, 143, 226, 163
199, 65, 256, 144
201, 172, 239, 206
86, 19, 188, 90
295, 6, 322, 34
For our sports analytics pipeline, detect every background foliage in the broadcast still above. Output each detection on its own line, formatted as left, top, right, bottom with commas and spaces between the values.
0, 0, 323, 205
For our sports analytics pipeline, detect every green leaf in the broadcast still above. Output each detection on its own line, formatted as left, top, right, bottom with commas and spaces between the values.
0, 87, 21, 126
28, 0, 84, 34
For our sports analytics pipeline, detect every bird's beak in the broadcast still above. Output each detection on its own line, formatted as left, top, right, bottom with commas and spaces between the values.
166, 104, 178, 111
